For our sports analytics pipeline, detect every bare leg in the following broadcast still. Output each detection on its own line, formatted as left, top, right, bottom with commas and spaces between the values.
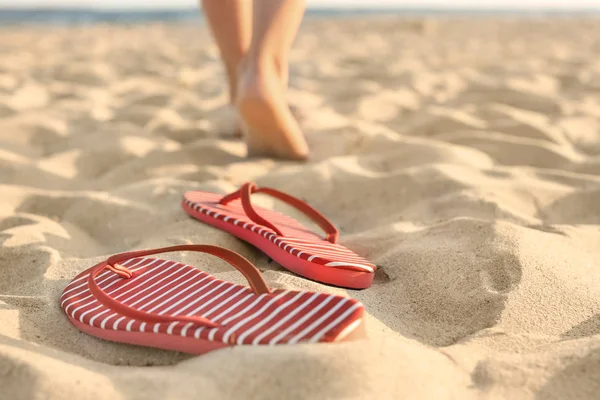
201, 0, 251, 103
236, 0, 309, 160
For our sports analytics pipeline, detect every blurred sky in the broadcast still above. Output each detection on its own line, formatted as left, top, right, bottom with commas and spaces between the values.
1, 0, 599, 9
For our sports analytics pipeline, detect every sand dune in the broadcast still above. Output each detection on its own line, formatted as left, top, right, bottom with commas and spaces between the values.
1, 17, 600, 399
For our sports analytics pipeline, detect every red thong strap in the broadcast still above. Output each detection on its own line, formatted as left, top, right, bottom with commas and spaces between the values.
88, 245, 271, 329
219, 182, 339, 244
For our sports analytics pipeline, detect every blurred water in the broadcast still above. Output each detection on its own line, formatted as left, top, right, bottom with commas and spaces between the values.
0, 7, 596, 26
0, 9, 201, 25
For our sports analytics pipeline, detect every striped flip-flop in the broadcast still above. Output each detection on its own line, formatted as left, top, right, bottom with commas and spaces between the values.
61, 245, 365, 354
182, 183, 376, 289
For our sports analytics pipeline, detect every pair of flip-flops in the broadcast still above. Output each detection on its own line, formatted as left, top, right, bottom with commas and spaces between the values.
61, 183, 375, 354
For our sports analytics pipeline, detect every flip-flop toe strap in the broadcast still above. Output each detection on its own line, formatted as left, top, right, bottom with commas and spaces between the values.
88, 245, 271, 329
219, 182, 339, 243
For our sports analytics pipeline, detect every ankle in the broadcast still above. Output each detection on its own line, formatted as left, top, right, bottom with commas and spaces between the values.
225, 67, 238, 104
238, 53, 286, 82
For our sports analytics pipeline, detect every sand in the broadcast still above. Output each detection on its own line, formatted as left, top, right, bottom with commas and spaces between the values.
1, 16, 600, 399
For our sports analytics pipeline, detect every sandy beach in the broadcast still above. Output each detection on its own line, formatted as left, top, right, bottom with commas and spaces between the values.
1, 16, 600, 399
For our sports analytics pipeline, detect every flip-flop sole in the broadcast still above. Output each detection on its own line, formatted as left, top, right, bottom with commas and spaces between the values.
62, 256, 366, 354
182, 197, 374, 289
68, 316, 364, 354
69, 317, 228, 354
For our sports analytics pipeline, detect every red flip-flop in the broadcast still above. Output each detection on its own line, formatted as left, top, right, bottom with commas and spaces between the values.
61, 245, 365, 354
182, 183, 376, 289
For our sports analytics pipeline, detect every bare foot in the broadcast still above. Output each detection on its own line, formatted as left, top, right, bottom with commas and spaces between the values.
236, 59, 309, 160
226, 104, 304, 138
